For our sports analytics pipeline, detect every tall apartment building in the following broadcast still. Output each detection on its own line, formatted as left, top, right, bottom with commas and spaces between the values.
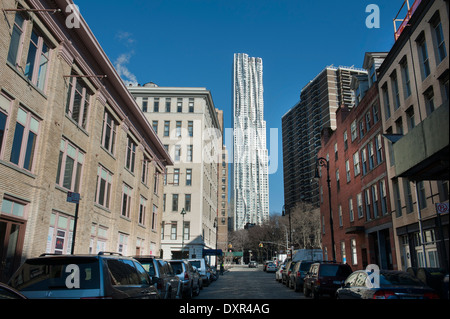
318, 52, 397, 270
128, 84, 222, 261
282, 66, 368, 213
232, 53, 269, 230
0, 0, 171, 283
216, 109, 229, 256
378, 0, 448, 271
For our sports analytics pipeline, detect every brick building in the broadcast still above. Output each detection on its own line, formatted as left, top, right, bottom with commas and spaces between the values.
0, 0, 172, 282
318, 52, 397, 270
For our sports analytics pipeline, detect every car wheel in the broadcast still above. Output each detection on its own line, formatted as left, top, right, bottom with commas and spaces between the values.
185, 286, 193, 299
303, 285, 311, 298
194, 284, 200, 296
312, 287, 319, 299
294, 281, 298, 292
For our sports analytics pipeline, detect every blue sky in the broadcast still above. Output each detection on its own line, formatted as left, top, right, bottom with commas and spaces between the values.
74, 0, 407, 216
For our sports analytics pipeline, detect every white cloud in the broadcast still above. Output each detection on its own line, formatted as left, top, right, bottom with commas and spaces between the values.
114, 52, 138, 86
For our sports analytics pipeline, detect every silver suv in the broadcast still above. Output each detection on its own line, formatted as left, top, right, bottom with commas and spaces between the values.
8, 252, 160, 299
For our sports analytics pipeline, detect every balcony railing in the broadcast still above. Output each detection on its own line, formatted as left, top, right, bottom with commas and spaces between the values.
394, 0, 422, 41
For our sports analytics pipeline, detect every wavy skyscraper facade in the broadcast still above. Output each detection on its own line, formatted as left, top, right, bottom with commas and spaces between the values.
231, 53, 269, 230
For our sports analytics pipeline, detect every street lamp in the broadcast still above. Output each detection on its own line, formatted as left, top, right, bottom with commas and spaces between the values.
315, 157, 336, 262
180, 208, 186, 258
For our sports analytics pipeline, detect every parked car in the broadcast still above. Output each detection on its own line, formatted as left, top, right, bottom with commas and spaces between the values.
303, 262, 352, 299
188, 258, 211, 286
290, 260, 315, 292
276, 264, 286, 282
134, 256, 181, 299
169, 260, 200, 299
0, 282, 27, 299
8, 252, 160, 299
282, 260, 297, 286
248, 261, 258, 268
266, 262, 277, 273
336, 270, 440, 299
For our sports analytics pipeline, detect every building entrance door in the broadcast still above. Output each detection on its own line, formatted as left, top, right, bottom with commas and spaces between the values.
0, 217, 25, 283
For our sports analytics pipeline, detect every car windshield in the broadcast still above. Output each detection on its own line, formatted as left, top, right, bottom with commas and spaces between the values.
380, 272, 426, 287
138, 260, 156, 276
170, 262, 183, 274
9, 257, 100, 291
300, 262, 313, 271
319, 264, 351, 277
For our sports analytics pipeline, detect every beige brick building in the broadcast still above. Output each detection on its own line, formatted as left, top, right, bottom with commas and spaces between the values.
0, 0, 172, 283
378, 0, 448, 271
128, 83, 223, 263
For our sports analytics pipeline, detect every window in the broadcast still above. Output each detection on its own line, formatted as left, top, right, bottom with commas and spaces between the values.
183, 221, 190, 240
424, 87, 435, 116
340, 242, 346, 264
153, 98, 159, 112
361, 149, 367, 175
351, 239, 358, 265
139, 196, 147, 226
177, 98, 183, 112
189, 98, 194, 113
46, 212, 74, 254
164, 121, 170, 137
373, 104, 379, 124
345, 160, 351, 182
375, 134, 383, 164
417, 181, 427, 209
185, 194, 191, 212
176, 121, 182, 137
65, 71, 92, 129
359, 121, 364, 139
365, 112, 371, 132
431, 14, 447, 63
350, 121, 357, 141
188, 121, 193, 137
171, 222, 177, 240
371, 185, 379, 218
334, 143, 338, 161
417, 35, 431, 80
336, 169, 340, 190
10, 107, 40, 171
1, 197, 27, 219
163, 194, 166, 212
393, 178, 402, 217
121, 183, 132, 218
23, 29, 50, 91
349, 198, 354, 222
187, 145, 193, 162
125, 136, 136, 173
174, 145, 181, 162
343, 131, 348, 150
172, 194, 179, 211
365, 189, 371, 220
0, 93, 12, 158
186, 169, 192, 186
153, 172, 159, 194
403, 179, 414, 214
165, 98, 171, 112
338, 205, 343, 227
357, 193, 363, 219
391, 71, 400, 110
406, 107, 415, 131
173, 169, 180, 186
368, 142, 374, 170
142, 156, 150, 185
152, 121, 158, 134
56, 139, 84, 192
380, 179, 388, 215
7, 12, 26, 66
353, 152, 360, 176
382, 84, 391, 120
151, 204, 157, 230
142, 98, 148, 112
117, 233, 128, 255
400, 58, 412, 99
95, 165, 113, 209
101, 109, 117, 154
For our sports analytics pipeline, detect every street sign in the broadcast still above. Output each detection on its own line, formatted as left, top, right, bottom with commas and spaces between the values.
436, 202, 449, 214
203, 249, 223, 256
67, 192, 80, 204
